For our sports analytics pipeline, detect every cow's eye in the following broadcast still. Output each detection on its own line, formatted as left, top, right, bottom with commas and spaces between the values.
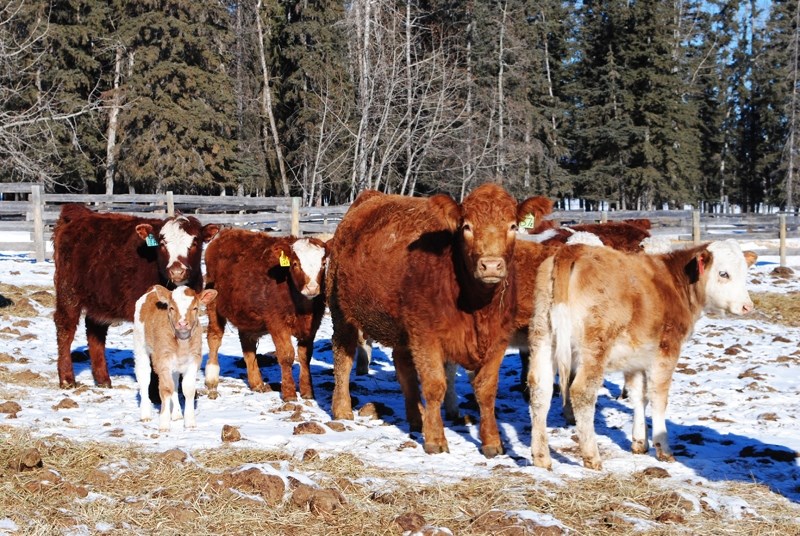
462, 223, 472, 233
719, 271, 729, 279
509, 223, 518, 232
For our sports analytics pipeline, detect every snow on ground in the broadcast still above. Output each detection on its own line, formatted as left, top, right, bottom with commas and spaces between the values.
0, 240, 799, 527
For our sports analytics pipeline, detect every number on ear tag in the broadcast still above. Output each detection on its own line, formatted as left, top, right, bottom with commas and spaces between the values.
519, 213, 536, 229
146, 234, 158, 247
279, 251, 290, 267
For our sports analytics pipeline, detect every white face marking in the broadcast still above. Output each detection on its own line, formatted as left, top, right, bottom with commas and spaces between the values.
704, 240, 753, 315
171, 287, 196, 321
160, 217, 195, 269
292, 239, 325, 281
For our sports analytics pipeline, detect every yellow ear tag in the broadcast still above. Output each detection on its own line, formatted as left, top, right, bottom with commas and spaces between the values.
279, 251, 290, 267
519, 213, 535, 229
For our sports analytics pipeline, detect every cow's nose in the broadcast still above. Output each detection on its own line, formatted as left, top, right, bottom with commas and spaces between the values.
477, 257, 506, 280
303, 281, 321, 298
168, 265, 187, 283
742, 302, 753, 314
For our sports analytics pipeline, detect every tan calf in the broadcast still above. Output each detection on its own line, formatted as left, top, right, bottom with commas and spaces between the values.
528, 239, 756, 470
134, 285, 217, 431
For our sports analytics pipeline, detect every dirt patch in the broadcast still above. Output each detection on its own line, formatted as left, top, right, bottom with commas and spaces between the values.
751, 292, 800, 327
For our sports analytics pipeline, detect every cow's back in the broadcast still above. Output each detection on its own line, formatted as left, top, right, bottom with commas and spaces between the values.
204, 229, 296, 333
329, 194, 452, 347
53, 207, 165, 322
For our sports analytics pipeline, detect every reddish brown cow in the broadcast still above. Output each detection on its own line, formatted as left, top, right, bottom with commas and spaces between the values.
53, 204, 219, 388
327, 183, 538, 457
203, 229, 328, 401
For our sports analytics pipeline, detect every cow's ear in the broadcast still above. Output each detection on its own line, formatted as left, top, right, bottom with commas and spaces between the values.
743, 250, 758, 267
202, 224, 220, 243
152, 285, 171, 304
517, 196, 553, 224
428, 194, 461, 233
136, 223, 155, 241
686, 249, 713, 284
198, 289, 218, 305
271, 242, 293, 268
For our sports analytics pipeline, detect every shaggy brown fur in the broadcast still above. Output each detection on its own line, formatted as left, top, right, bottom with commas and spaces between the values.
327, 184, 537, 457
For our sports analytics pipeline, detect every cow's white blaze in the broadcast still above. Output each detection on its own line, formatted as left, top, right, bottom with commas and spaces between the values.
292, 239, 325, 297
160, 217, 195, 271
705, 239, 754, 315
171, 287, 195, 320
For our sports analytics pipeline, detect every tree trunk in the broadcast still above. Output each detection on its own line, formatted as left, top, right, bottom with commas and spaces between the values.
104, 45, 123, 196
256, 0, 290, 196
496, 1, 508, 179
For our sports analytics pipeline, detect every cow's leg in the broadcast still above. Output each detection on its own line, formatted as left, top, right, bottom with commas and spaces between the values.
519, 347, 531, 402
331, 321, 358, 420
272, 328, 298, 401
182, 364, 198, 429
85, 317, 111, 388
650, 354, 678, 462
157, 371, 176, 432
170, 382, 182, 421
410, 345, 448, 454
239, 331, 269, 393
355, 332, 372, 376
204, 298, 226, 399
133, 345, 153, 422
569, 357, 605, 470
472, 346, 506, 458
626, 370, 649, 455
296, 337, 315, 400
528, 331, 554, 470
561, 368, 576, 425
443, 361, 460, 422
393, 347, 423, 433
54, 293, 81, 388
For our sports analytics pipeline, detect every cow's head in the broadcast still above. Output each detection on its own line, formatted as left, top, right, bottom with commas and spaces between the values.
273, 237, 328, 298
153, 285, 217, 341
696, 239, 757, 315
136, 216, 220, 286
429, 183, 532, 285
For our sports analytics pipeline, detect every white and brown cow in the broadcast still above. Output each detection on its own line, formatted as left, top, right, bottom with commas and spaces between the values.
527, 239, 757, 470
134, 285, 217, 431
203, 229, 328, 401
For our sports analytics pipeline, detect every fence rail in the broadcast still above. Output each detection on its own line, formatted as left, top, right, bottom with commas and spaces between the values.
1, 183, 797, 263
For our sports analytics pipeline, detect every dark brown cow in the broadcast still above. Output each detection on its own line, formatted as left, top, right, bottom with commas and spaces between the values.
530, 220, 652, 253
327, 183, 537, 457
203, 229, 328, 401
53, 204, 219, 388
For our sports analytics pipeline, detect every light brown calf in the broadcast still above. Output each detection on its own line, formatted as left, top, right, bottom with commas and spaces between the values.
134, 285, 217, 431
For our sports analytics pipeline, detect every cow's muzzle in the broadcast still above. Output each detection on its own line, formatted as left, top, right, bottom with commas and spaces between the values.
476, 256, 507, 283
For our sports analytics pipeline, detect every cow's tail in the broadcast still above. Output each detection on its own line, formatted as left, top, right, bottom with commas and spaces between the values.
550, 249, 576, 406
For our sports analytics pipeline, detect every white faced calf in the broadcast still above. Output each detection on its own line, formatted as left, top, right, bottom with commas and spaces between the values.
134, 285, 217, 431
527, 239, 756, 470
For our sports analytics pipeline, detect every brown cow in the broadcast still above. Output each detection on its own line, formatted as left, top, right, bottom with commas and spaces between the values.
527, 239, 757, 470
52, 204, 219, 388
203, 229, 328, 401
133, 285, 217, 431
327, 183, 538, 457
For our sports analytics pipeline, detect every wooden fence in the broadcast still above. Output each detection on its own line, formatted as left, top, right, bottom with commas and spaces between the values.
1, 183, 798, 264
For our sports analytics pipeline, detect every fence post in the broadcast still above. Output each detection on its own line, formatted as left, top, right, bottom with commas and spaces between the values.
166, 191, 175, 216
779, 214, 787, 268
692, 210, 701, 245
600, 211, 608, 223
291, 197, 301, 237
31, 184, 45, 263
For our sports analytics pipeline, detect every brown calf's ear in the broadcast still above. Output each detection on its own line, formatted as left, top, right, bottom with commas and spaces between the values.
685, 250, 713, 284
152, 285, 172, 304
198, 289, 218, 305
517, 196, 553, 224
135, 223, 155, 241
270, 242, 293, 268
428, 194, 461, 233
743, 250, 758, 268
202, 224, 220, 242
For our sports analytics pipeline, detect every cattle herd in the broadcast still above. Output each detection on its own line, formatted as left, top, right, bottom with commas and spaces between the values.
51, 183, 757, 470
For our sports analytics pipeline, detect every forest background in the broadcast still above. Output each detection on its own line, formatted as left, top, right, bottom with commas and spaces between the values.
1, 0, 797, 212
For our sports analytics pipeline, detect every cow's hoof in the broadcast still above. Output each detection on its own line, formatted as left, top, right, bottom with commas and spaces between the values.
533, 454, 552, 470
656, 451, 675, 463
300, 391, 315, 400
423, 443, 449, 454
207, 390, 219, 400
583, 458, 603, 470
96, 381, 112, 389
251, 383, 272, 393
59, 380, 77, 389
333, 408, 354, 421
280, 390, 297, 402
481, 444, 504, 458
631, 440, 649, 455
